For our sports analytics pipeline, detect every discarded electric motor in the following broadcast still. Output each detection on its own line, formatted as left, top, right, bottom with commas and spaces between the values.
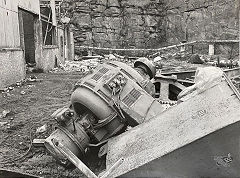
45, 60, 165, 165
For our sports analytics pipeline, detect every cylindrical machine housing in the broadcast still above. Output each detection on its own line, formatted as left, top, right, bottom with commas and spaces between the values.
45, 61, 164, 166
44, 113, 90, 166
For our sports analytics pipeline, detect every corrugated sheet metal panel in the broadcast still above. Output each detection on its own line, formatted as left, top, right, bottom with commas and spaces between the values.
18, 0, 40, 15
6, 11, 15, 47
0, 0, 39, 47
13, 12, 20, 47
0, 7, 6, 47
0, 9, 19, 47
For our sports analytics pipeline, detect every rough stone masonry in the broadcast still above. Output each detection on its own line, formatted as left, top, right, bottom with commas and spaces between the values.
64, 0, 167, 49
63, 0, 239, 51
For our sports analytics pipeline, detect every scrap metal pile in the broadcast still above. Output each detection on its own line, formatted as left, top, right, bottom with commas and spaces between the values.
1, 51, 240, 177
41, 54, 240, 177
49, 51, 240, 76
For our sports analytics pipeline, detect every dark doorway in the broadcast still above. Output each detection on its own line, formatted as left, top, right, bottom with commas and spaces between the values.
18, 9, 36, 65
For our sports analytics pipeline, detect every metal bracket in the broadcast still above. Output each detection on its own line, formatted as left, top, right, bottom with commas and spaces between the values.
52, 138, 98, 178
52, 138, 124, 178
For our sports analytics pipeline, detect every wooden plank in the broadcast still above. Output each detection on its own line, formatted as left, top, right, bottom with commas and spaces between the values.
11, 0, 18, 12
18, 0, 40, 15
0, 0, 3, 7
5, 10, 14, 47
0, 0, 22, 47
0, 0, 14, 47
5, 9, 10, 47
13, 12, 20, 47
50, 0, 57, 26
1, 7, 7, 47
0, 0, 15, 47
18, 9, 25, 49
9, 11, 15, 47
0, 0, 7, 47
0, 8, 5, 47
6, 0, 11, 9
9, 0, 17, 47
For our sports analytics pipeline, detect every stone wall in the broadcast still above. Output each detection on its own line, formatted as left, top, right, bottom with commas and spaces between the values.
166, 0, 239, 43
63, 0, 239, 51
166, 0, 239, 57
64, 0, 166, 49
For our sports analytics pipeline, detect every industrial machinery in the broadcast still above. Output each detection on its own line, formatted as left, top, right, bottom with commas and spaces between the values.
45, 59, 240, 177
45, 58, 166, 166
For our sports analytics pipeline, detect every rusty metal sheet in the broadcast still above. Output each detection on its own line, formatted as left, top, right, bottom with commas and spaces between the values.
121, 121, 240, 177
161, 67, 240, 80
106, 78, 240, 177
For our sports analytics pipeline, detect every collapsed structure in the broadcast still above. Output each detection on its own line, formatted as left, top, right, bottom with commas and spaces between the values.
44, 57, 240, 177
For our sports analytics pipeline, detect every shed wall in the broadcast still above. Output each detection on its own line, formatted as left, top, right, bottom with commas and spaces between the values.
0, 0, 40, 89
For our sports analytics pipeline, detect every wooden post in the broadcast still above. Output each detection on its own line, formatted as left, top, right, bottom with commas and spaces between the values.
180, 41, 186, 52
209, 43, 215, 55
180, 45, 186, 52
159, 81, 169, 101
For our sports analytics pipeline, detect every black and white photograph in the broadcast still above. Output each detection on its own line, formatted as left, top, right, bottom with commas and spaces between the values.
0, 0, 239, 177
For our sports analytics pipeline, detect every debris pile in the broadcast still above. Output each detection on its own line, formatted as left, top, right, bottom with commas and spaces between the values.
49, 53, 136, 73
231, 76, 240, 90
151, 51, 240, 73
0, 76, 38, 96
50, 58, 101, 73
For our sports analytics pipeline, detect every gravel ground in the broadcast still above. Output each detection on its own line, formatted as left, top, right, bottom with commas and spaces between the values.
0, 72, 104, 178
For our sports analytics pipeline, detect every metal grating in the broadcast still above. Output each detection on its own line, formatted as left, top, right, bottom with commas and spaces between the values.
91, 67, 109, 82
99, 67, 109, 74
130, 88, 141, 98
122, 88, 141, 107
91, 73, 103, 81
